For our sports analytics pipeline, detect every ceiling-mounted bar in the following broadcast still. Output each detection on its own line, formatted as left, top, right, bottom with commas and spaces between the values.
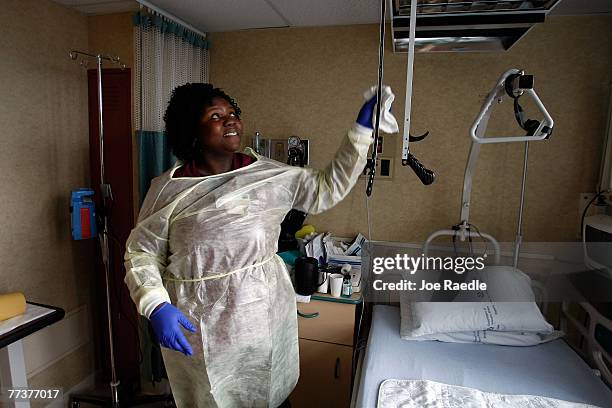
400, 0, 436, 185
401, 0, 417, 162
365, 0, 387, 197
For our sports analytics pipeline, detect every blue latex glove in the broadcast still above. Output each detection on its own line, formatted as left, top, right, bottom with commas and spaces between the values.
356, 95, 377, 129
149, 302, 196, 356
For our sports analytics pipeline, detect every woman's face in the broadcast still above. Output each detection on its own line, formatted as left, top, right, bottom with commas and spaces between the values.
196, 97, 243, 157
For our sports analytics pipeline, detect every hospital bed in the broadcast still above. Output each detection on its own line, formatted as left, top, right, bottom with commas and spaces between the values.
351, 41, 610, 406
352, 304, 612, 407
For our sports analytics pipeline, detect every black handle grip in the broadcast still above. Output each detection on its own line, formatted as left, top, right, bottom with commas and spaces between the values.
334, 357, 340, 379
402, 153, 436, 185
297, 310, 319, 319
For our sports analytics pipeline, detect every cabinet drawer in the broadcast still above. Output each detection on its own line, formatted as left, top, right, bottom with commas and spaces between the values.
290, 338, 353, 408
297, 300, 355, 346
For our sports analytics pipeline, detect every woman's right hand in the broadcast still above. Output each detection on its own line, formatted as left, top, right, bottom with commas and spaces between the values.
149, 302, 196, 356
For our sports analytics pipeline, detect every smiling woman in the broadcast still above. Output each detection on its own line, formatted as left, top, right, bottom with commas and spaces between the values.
163, 83, 251, 177
164, 83, 255, 177
123, 82, 394, 407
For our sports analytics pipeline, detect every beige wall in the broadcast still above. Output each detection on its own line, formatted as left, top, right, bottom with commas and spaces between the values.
88, 12, 134, 69
0, 0, 95, 399
210, 15, 612, 243
87, 12, 139, 220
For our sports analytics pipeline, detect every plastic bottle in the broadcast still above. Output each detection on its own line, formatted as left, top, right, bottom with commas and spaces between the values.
341, 264, 353, 297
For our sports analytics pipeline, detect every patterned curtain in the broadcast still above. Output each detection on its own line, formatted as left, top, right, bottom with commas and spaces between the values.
132, 9, 209, 383
134, 9, 210, 203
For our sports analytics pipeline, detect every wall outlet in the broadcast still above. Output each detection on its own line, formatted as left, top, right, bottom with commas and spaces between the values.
361, 157, 393, 179
270, 139, 288, 163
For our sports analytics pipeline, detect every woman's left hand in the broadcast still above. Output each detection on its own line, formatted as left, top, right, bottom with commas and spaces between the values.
149, 302, 197, 356
356, 86, 399, 134
356, 95, 378, 130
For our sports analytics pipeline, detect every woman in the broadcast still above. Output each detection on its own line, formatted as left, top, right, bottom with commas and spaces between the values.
124, 83, 392, 407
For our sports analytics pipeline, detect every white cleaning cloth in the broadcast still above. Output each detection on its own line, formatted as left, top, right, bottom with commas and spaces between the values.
364, 85, 400, 134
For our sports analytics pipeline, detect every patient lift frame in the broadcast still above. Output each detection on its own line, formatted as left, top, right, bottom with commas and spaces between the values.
424, 69, 554, 266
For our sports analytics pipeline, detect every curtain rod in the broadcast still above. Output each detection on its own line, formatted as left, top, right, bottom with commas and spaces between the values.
137, 0, 207, 38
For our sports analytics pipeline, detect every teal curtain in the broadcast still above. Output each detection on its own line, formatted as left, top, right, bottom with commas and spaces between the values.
134, 6, 208, 385
137, 131, 176, 204
137, 130, 176, 382
133, 11, 209, 50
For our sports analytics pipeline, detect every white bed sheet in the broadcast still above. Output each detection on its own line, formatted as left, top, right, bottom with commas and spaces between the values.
355, 305, 612, 408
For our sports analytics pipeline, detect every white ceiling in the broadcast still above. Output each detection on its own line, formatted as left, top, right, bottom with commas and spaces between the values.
141, 0, 385, 32
53, 0, 612, 31
53, 0, 139, 15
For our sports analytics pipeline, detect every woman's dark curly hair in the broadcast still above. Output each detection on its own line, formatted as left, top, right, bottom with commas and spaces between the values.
164, 83, 241, 162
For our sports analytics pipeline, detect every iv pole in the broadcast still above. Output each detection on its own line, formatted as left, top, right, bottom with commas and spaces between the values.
68, 51, 173, 408
69, 50, 123, 407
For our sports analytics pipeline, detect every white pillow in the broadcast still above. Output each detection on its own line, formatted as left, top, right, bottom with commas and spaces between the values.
401, 329, 563, 346
401, 301, 554, 335
399, 266, 562, 346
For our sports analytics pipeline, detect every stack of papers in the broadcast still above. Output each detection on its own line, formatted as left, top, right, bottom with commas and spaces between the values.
305, 233, 367, 261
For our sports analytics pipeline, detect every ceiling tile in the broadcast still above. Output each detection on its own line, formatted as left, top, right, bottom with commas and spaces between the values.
78, 2, 139, 15
267, 0, 380, 27
143, 0, 288, 32
51, 0, 138, 15
50, 0, 612, 29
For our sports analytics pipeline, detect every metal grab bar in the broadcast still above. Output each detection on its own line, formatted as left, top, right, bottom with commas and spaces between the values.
423, 228, 501, 265
562, 302, 612, 386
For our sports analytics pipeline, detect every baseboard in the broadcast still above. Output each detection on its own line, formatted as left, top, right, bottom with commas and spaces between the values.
24, 304, 90, 377
44, 372, 97, 408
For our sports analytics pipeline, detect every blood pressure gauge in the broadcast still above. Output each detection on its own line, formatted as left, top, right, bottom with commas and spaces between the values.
287, 136, 304, 167
288, 136, 302, 150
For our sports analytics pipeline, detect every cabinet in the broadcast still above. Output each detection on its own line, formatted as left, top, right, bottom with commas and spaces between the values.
290, 294, 361, 408
87, 69, 140, 385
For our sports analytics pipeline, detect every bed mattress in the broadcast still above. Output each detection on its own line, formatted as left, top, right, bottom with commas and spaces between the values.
355, 305, 612, 408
